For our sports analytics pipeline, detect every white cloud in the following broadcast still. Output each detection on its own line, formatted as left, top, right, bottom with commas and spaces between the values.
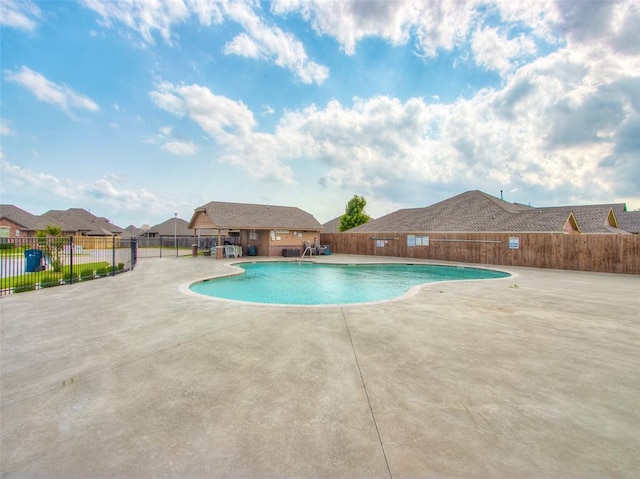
223, 1, 328, 84
224, 32, 261, 58
0, 0, 42, 31
162, 140, 198, 156
150, 82, 256, 143
1, 118, 16, 136
80, 0, 190, 45
81, 0, 328, 84
5, 66, 100, 114
1, 159, 165, 217
159, 126, 174, 136
150, 81, 294, 182
272, 0, 476, 57
471, 26, 536, 77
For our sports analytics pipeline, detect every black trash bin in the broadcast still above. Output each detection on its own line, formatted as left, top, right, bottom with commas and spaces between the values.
248, 245, 257, 256
24, 249, 44, 272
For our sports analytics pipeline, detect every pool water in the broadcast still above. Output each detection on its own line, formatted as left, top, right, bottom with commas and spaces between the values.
189, 262, 510, 305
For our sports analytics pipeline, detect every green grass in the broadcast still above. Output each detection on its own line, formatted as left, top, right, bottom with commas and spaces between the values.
1, 261, 111, 290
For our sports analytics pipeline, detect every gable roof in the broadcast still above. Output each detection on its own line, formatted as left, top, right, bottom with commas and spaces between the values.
322, 216, 343, 233
617, 210, 640, 233
352, 191, 533, 233
532, 204, 624, 233
125, 225, 146, 237
190, 201, 322, 231
148, 217, 193, 236
351, 190, 627, 234
0, 204, 49, 231
41, 208, 125, 235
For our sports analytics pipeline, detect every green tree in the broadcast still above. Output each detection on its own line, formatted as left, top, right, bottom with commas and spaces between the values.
36, 225, 64, 272
339, 195, 371, 232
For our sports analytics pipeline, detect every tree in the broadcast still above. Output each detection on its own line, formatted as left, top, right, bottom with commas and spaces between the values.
36, 225, 64, 272
339, 195, 371, 232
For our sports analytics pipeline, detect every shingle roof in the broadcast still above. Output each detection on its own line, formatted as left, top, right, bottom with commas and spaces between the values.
352, 191, 533, 233
125, 225, 145, 237
0, 204, 49, 231
41, 208, 125, 235
148, 217, 193, 236
617, 211, 640, 233
193, 201, 323, 230
322, 216, 343, 233
533, 204, 625, 233
351, 190, 627, 234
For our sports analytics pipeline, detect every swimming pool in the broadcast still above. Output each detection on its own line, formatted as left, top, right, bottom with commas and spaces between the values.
188, 261, 510, 306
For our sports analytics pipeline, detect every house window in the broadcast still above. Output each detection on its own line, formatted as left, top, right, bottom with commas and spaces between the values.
250, 229, 258, 240
0, 226, 9, 238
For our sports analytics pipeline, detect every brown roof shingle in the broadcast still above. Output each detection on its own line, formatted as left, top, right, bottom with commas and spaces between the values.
194, 201, 323, 231
0, 204, 50, 231
351, 190, 627, 234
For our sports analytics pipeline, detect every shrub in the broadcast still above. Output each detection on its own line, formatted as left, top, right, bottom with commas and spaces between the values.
96, 267, 109, 276
118, 263, 125, 271
80, 268, 94, 280
40, 273, 62, 288
13, 278, 36, 293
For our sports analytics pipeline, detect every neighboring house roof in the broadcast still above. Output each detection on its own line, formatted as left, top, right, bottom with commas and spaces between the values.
148, 218, 193, 236
125, 225, 145, 237
322, 216, 343, 233
351, 190, 627, 234
617, 210, 640, 233
41, 208, 125, 235
0, 204, 49, 231
532, 204, 625, 233
190, 201, 323, 231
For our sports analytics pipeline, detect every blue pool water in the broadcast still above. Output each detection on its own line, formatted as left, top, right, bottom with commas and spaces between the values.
189, 262, 510, 306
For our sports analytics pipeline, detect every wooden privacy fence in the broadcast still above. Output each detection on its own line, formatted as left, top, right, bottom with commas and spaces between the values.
320, 232, 640, 274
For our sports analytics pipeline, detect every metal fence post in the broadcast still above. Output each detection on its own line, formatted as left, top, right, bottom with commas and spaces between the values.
112, 235, 116, 276
69, 236, 74, 284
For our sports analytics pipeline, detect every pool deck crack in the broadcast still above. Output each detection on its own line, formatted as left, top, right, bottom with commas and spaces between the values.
341, 308, 393, 479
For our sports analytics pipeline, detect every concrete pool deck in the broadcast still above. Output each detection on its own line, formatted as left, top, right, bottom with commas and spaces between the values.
1, 255, 639, 478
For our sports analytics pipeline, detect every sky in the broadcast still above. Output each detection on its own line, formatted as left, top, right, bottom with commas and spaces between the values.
1, 0, 639, 228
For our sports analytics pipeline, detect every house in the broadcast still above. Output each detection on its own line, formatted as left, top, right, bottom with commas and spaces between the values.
144, 217, 192, 239
124, 225, 146, 237
188, 201, 323, 256
41, 208, 126, 237
0, 204, 50, 238
350, 190, 629, 234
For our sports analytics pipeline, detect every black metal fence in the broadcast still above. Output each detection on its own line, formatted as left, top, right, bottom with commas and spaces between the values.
0, 236, 137, 296
135, 236, 203, 258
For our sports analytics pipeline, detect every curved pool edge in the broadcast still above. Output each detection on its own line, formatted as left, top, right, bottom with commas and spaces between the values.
180, 259, 517, 308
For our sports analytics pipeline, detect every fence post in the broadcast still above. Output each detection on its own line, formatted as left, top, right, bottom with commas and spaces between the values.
112, 235, 116, 276
69, 236, 74, 284
131, 238, 138, 270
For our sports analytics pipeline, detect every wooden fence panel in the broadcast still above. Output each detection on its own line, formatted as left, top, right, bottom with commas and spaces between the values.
321, 232, 639, 274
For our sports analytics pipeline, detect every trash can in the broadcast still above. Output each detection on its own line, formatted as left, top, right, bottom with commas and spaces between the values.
24, 249, 44, 272
192, 244, 198, 257
215, 246, 224, 259
324, 245, 331, 255
248, 245, 257, 256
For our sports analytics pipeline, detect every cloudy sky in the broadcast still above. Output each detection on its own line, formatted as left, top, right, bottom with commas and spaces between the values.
1, 0, 639, 227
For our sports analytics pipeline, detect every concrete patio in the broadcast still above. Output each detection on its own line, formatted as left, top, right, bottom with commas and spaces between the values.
1, 255, 638, 478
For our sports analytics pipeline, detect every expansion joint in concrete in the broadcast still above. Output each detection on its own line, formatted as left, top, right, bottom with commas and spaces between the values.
341, 308, 393, 479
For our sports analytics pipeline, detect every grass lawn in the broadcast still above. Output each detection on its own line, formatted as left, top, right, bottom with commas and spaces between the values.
1, 261, 118, 293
